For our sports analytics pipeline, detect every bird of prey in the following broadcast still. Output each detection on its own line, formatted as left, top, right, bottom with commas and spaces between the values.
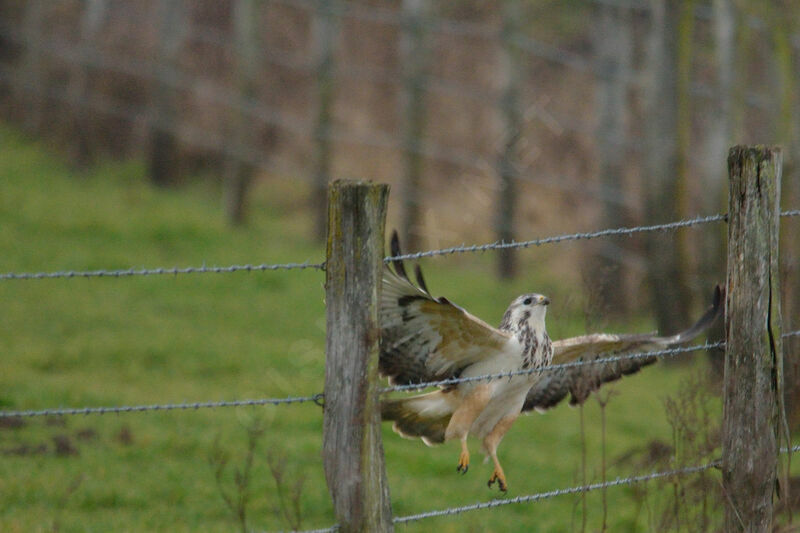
379, 232, 722, 492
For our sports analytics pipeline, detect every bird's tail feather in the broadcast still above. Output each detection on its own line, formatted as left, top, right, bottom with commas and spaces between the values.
381, 391, 455, 446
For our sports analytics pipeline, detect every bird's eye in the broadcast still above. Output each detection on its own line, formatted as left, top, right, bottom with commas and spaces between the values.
523, 297, 532, 305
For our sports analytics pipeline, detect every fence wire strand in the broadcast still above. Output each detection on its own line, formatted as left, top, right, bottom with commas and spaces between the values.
386, 213, 728, 262
0, 261, 324, 281
383, 342, 722, 393
3, 209, 797, 282
0, 395, 324, 419
292, 461, 721, 532
393, 462, 721, 525
4, 332, 797, 421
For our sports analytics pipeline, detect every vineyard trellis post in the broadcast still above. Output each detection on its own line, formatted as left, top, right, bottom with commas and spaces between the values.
722, 145, 784, 531
322, 180, 394, 532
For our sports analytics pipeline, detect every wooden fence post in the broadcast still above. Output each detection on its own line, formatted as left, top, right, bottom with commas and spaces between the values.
323, 180, 393, 532
722, 145, 783, 531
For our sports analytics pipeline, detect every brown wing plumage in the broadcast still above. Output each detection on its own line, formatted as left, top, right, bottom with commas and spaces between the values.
522, 285, 723, 412
380, 232, 512, 386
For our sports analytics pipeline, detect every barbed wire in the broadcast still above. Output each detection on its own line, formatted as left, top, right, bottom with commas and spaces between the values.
382, 342, 722, 393
3, 208, 798, 281
292, 461, 720, 531
0, 344, 712, 420
393, 462, 720, 525
0, 261, 324, 281
386, 213, 728, 262
2, 324, 794, 422
387, 330, 798, 393
0, 394, 325, 420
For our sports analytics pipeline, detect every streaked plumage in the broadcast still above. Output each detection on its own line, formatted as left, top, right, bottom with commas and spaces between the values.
379, 232, 722, 491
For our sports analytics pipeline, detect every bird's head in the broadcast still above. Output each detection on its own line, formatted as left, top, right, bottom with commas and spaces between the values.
499, 293, 550, 333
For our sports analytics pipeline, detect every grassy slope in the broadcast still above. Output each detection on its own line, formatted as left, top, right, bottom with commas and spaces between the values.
0, 126, 721, 532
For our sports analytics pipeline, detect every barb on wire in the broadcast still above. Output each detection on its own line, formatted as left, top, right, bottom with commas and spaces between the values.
0, 261, 324, 281
0, 394, 325, 419
387, 213, 728, 263
393, 462, 720, 524
383, 342, 721, 394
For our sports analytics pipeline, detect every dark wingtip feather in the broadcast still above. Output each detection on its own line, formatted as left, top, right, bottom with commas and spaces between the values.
714, 284, 723, 309
415, 264, 430, 295
390, 230, 409, 281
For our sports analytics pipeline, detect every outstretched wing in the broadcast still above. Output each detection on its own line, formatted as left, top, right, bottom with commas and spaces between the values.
380, 232, 512, 386
522, 285, 723, 412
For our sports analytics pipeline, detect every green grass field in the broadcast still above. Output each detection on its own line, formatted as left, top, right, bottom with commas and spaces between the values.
0, 125, 725, 532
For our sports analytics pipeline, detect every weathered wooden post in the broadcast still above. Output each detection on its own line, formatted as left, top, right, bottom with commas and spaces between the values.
323, 180, 393, 532
722, 146, 783, 531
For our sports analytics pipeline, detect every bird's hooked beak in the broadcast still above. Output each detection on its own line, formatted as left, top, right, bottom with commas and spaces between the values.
539, 295, 550, 306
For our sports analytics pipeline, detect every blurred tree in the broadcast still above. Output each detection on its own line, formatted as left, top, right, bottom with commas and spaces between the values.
590, 0, 633, 314
704, 0, 735, 377
495, 0, 523, 280
16, 0, 45, 133
400, 0, 430, 252
147, 0, 185, 187
68, 0, 106, 169
223, 0, 262, 226
643, 0, 694, 335
768, 0, 800, 429
311, 0, 338, 242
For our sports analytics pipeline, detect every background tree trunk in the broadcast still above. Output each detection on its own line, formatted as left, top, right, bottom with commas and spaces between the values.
495, 0, 523, 280
223, 0, 262, 226
400, 0, 429, 252
704, 0, 735, 376
311, 0, 338, 242
16, 0, 45, 133
68, 0, 106, 169
590, 1, 633, 315
147, 0, 185, 188
643, 0, 692, 335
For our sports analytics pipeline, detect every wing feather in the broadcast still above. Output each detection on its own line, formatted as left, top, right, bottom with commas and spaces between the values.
522, 285, 723, 412
380, 232, 511, 386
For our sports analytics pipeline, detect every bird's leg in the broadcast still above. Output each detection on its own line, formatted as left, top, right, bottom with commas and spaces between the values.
457, 437, 469, 474
444, 384, 491, 476
483, 413, 518, 492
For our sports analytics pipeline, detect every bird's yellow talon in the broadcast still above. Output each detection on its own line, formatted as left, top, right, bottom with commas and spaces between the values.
488, 468, 508, 492
456, 448, 470, 474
